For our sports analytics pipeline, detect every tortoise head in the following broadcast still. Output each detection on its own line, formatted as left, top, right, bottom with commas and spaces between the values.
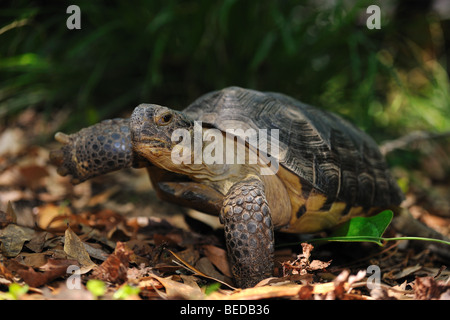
130, 104, 194, 169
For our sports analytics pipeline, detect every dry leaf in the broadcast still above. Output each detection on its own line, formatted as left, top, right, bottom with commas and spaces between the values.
82, 242, 109, 261
211, 284, 303, 300
0, 201, 17, 227
194, 257, 232, 285
15, 252, 48, 268
301, 243, 313, 260
17, 258, 77, 288
393, 265, 423, 279
24, 231, 54, 253
0, 127, 25, 156
173, 246, 200, 266
282, 243, 331, 277
202, 245, 232, 278
35, 203, 72, 230
0, 261, 15, 281
309, 259, 332, 271
170, 250, 236, 289
63, 226, 96, 273
91, 241, 133, 284
0, 224, 35, 257
149, 273, 205, 299
18, 164, 49, 190
414, 276, 450, 300
137, 276, 164, 291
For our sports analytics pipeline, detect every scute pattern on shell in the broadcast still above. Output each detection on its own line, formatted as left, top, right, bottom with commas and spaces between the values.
183, 87, 403, 209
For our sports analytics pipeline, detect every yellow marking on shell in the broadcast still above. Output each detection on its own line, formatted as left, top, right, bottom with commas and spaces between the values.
305, 189, 327, 211
276, 165, 307, 207
275, 166, 376, 234
261, 174, 292, 228
282, 201, 345, 233
282, 210, 341, 233
347, 206, 364, 218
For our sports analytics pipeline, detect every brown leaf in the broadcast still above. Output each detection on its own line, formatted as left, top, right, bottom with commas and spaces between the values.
63, 226, 96, 273
173, 246, 199, 267
393, 265, 422, 279
39, 258, 79, 272
148, 273, 205, 300
89, 209, 125, 232
82, 242, 109, 261
18, 164, 48, 190
202, 245, 232, 278
35, 203, 73, 230
91, 241, 133, 284
0, 261, 15, 281
0, 201, 17, 227
0, 224, 35, 257
414, 276, 450, 300
15, 252, 48, 268
194, 257, 232, 285
24, 231, 54, 253
297, 284, 314, 299
153, 233, 184, 247
309, 259, 332, 271
169, 250, 236, 289
17, 259, 77, 288
301, 242, 313, 260
282, 243, 331, 276
0, 210, 13, 228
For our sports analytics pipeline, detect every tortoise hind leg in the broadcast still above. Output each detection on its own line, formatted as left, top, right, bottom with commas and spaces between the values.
50, 118, 147, 184
220, 176, 274, 288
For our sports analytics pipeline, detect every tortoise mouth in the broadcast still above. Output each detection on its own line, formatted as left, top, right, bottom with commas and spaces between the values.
132, 137, 174, 163
133, 137, 170, 149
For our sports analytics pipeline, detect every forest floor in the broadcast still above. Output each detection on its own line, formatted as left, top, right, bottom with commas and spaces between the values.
0, 108, 449, 300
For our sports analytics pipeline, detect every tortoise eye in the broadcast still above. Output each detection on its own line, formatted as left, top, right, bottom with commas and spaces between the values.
156, 113, 173, 126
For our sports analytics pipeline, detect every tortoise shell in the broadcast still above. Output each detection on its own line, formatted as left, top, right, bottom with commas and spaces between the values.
183, 87, 403, 223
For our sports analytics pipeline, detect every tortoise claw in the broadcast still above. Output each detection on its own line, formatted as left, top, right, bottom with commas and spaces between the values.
49, 149, 64, 165
70, 178, 81, 184
54, 132, 71, 144
56, 166, 69, 176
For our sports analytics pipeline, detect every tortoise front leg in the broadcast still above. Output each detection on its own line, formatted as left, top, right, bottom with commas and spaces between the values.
50, 118, 147, 184
220, 176, 274, 288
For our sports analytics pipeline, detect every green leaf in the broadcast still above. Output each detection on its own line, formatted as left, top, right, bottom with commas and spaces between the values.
113, 284, 140, 300
204, 282, 221, 296
86, 279, 106, 297
0, 283, 29, 300
304, 209, 450, 247
323, 210, 394, 245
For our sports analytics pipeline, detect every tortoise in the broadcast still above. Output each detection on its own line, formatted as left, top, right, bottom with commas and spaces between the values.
49, 86, 444, 288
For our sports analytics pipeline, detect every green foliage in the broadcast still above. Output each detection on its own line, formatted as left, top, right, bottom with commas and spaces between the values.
326, 209, 394, 245
204, 281, 221, 295
0, 283, 29, 300
113, 284, 140, 300
310, 210, 450, 247
1, 0, 449, 140
86, 279, 106, 297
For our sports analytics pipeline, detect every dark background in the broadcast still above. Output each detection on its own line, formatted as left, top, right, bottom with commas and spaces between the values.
1, 0, 449, 142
